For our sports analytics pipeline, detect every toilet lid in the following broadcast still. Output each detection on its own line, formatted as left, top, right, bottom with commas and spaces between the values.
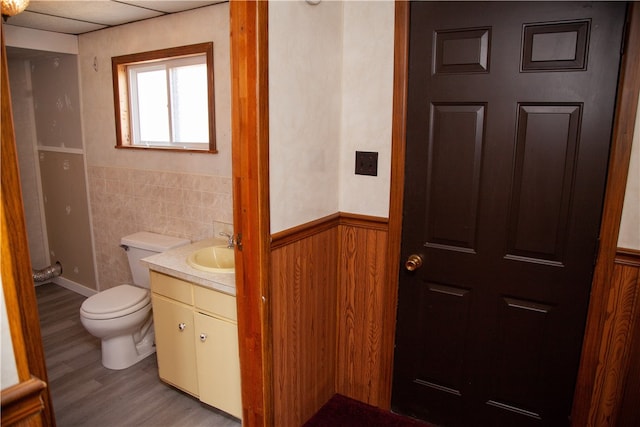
81, 284, 150, 320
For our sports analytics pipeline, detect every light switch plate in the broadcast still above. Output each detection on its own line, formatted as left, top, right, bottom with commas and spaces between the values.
355, 151, 378, 176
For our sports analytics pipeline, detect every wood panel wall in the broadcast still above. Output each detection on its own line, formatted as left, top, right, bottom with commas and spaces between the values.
271, 213, 390, 426
588, 249, 640, 426
618, 250, 640, 426
335, 215, 389, 406
271, 216, 339, 427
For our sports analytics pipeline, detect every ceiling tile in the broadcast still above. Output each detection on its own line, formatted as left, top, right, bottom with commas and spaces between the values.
120, 1, 224, 14
5, 11, 107, 35
26, 1, 164, 26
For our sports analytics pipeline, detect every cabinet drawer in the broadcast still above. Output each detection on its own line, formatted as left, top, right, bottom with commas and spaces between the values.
194, 286, 237, 322
150, 271, 193, 305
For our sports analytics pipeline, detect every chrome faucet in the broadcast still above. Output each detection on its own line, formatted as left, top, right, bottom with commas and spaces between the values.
219, 232, 234, 248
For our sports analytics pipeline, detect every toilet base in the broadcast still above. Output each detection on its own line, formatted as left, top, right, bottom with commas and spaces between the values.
101, 329, 155, 370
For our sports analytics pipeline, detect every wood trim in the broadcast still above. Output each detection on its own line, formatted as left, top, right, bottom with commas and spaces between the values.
572, 3, 640, 425
616, 248, 640, 267
271, 213, 388, 249
230, 1, 272, 426
1, 25, 55, 427
111, 42, 217, 153
381, 0, 410, 410
337, 213, 389, 230
1, 378, 46, 426
271, 213, 340, 248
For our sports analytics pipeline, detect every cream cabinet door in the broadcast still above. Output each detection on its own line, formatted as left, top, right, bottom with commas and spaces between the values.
194, 312, 242, 419
152, 294, 199, 397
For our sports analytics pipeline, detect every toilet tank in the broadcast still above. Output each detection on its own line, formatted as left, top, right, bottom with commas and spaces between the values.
121, 232, 190, 289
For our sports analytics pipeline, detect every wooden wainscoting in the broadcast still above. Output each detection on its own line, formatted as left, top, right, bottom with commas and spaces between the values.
271, 213, 391, 426
589, 249, 640, 426
335, 214, 389, 406
618, 250, 640, 426
271, 215, 340, 427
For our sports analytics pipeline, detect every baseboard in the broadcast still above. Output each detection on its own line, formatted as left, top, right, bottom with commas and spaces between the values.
51, 276, 97, 297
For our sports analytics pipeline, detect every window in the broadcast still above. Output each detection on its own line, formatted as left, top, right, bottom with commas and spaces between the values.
112, 43, 216, 152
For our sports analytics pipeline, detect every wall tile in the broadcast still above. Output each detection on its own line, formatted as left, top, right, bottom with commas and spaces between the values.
88, 165, 233, 290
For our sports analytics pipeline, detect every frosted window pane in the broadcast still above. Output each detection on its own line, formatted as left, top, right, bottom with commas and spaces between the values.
137, 70, 170, 143
171, 64, 208, 143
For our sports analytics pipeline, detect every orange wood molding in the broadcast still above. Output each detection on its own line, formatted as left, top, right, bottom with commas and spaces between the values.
1, 377, 46, 426
616, 248, 640, 267
271, 213, 340, 249
382, 0, 410, 410
230, 1, 272, 425
271, 213, 388, 249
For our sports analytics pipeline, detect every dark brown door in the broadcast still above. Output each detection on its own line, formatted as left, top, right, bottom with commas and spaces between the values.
391, 2, 626, 426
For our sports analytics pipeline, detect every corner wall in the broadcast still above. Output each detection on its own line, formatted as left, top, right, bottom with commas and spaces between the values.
78, 3, 232, 290
269, 0, 343, 233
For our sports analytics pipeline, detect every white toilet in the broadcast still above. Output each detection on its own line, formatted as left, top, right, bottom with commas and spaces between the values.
80, 231, 190, 370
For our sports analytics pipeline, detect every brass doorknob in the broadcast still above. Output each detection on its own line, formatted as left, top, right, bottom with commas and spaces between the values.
405, 254, 424, 271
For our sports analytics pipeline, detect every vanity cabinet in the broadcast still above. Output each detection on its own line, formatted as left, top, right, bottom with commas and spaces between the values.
150, 271, 242, 419
151, 294, 199, 396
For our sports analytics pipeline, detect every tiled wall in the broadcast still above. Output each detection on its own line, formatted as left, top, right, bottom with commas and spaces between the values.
88, 165, 233, 290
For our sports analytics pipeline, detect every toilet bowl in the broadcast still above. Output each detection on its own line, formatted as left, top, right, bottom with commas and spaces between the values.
79, 232, 190, 370
80, 285, 154, 369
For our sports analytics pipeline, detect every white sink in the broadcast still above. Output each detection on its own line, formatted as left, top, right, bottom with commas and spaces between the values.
187, 245, 235, 273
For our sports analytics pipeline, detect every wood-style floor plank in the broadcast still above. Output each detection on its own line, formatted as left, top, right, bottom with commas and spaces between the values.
36, 283, 241, 427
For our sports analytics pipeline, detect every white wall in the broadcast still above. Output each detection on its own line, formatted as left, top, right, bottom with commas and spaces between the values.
78, 3, 231, 177
618, 96, 640, 250
77, 3, 233, 290
339, 1, 394, 218
0, 283, 19, 389
269, 0, 343, 233
4, 25, 78, 54
269, 0, 395, 233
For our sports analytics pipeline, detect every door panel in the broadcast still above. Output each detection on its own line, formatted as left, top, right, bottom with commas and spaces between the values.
392, 2, 626, 426
507, 104, 581, 264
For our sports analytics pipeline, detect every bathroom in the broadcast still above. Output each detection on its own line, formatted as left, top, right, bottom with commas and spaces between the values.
4, 1, 398, 424
5, 1, 640, 425
7, 2, 233, 298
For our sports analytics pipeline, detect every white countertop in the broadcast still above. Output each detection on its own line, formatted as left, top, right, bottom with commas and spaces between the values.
142, 237, 236, 296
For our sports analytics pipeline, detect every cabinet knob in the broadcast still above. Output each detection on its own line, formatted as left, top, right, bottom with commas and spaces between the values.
178, 323, 186, 331
199, 333, 207, 342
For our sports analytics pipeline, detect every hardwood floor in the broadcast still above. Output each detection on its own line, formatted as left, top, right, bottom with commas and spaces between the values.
35, 283, 241, 427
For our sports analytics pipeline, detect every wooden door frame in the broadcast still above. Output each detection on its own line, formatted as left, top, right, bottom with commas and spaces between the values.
1, 3, 274, 426
4, 1, 636, 426
386, 1, 640, 423
230, 1, 272, 426
1, 25, 55, 426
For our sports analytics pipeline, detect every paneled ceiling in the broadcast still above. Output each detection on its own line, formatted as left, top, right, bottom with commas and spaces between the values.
4, 0, 226, 35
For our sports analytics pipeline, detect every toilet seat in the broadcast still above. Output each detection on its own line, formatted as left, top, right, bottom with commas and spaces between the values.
81, 285, 150, 320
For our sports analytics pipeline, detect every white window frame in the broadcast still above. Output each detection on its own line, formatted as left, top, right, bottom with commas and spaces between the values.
112, 43, 216, 153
